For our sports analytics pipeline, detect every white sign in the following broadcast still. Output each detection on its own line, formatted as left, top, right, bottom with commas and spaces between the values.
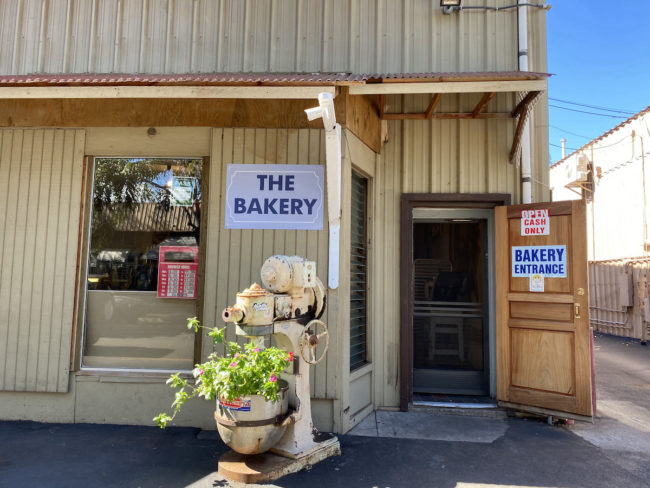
169, 177, 197, 206
521, 208, 550, 236
225, 164, 324, 230
529, 274, 545, 292
512, 245, 567, 278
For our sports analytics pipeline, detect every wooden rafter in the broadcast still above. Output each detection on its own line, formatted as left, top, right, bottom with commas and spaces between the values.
379, 94, 385, 119
512, 91, 541, 117
510, 110, 529, 162
509, 91, 544, 163
425, 94, 443, 118
472, 92, 496, 118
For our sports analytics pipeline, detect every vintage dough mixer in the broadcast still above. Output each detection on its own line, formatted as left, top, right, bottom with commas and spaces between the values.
219, 255, 340, 473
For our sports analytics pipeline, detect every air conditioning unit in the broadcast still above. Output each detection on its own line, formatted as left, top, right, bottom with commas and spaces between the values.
565, 153, 589, 184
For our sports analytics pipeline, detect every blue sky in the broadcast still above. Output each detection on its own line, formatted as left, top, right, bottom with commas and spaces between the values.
546, 1, 650, 163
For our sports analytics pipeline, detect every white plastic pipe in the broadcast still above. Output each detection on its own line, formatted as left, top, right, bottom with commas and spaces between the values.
518, 0, 532, 204
305, 93, 341, 289
325, 124, 342, 289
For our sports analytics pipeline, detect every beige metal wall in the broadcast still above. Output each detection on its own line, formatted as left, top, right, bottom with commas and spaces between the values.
202, 128, 336, 402
373, 107, 527, 408
0, 0, 525, 75
0, 128, 85, 393
390, 94, 522, 195
528, 3, 549, 203
0, 127, 340, 430
340, 130, 377, 431
201, 127, 382, 432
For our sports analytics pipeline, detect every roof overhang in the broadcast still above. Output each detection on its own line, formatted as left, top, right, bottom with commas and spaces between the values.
0, 73, 350, 99
0, 85, 338, 99
353, 72, 548, 163
348, 78, 546, 95
0, 71, 548, 162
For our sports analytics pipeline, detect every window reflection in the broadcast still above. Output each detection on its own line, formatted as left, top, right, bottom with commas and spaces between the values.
83, 158, 202, 370
88, 158, 202, 292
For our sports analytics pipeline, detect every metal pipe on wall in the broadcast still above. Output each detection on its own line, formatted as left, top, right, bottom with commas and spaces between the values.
518, 0, 532, 204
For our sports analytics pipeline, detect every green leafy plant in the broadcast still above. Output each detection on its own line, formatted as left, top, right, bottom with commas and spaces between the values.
154, 317, 292, 428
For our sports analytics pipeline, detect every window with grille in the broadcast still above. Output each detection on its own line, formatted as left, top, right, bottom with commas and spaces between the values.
350, 170, 369, 370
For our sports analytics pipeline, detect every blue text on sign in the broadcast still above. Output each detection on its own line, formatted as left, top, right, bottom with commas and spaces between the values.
234, 197, 318, 215
511, 245, 567, 278
225, 164, 324, 230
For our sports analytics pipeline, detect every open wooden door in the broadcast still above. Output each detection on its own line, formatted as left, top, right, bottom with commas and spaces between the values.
496, 200, 592, 419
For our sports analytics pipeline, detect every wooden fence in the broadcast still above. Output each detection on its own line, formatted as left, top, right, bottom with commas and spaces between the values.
589, 258, 650, 343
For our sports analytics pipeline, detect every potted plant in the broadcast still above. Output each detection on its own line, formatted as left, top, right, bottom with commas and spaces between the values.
154, 317, 293, 455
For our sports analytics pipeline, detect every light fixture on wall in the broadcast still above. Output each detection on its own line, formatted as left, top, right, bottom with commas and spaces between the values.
441, 0, 461, 14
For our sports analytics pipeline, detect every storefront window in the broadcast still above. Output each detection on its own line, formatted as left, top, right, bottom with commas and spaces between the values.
83, 158, 202, 370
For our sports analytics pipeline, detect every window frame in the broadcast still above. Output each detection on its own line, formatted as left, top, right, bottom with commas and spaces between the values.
76, 155, 207, 375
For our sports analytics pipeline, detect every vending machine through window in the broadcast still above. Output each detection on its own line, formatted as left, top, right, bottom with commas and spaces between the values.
157, 246, 199, 299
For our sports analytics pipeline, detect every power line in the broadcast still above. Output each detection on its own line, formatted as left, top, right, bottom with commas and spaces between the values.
549, 134, 633, 154
549, 97, 636, 115
550, 142, 579, 151
549, 104, 628, 119
549, 125, 592, 140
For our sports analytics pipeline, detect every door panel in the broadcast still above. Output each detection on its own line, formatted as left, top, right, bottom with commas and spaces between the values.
510, 329, 574, 393
496, 200, 592, 418
510, 301, 573, 321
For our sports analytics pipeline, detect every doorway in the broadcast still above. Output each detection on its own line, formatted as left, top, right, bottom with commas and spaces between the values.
399, 194, 508, 411
411, 208, 495, 398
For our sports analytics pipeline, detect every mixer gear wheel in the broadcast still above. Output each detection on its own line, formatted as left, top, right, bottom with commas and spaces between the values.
299, 319, 329, 365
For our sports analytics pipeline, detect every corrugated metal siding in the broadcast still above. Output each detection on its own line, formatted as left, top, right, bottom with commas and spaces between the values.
373, 120, 402, 407
1, 0, 522, 75
392, 94, 520, 196
202, 128, 335, 399
589, 260, 649, 341
374, 108, 522, 407
98, 203, 200, 233
0, 128, 85, 393
529, 5, 550, 202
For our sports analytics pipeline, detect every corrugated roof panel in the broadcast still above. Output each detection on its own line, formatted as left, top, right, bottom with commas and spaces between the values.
0, 71, 548, 86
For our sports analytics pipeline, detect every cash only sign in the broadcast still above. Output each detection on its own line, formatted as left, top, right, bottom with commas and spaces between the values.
225, 164, 324, 230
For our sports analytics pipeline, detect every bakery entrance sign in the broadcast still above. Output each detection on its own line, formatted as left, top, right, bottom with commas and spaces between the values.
225, 164, 324, 230
511, 245, 567, 278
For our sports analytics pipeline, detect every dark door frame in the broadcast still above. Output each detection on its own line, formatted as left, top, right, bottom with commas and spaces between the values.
399, 193, 511, 411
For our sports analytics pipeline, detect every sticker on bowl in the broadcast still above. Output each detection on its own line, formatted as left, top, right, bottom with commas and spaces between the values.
218, 398, 251, 411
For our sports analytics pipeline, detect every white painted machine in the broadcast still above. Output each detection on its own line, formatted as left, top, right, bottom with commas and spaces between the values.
218, 255, 340, 482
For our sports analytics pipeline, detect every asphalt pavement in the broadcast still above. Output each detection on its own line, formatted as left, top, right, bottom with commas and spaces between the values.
1, 332, 648, 488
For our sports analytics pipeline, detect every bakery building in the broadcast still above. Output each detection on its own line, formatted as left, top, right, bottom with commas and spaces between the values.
0, 0, 593, 433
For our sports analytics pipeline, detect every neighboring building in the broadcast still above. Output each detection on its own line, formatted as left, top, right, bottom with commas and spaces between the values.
551, 105, 650, 261
551, 106, 650, 343
0, 0, 556, 433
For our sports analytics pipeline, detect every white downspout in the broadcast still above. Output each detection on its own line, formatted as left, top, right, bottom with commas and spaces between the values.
305, 93, 341, 289
519, 0, 532, 204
